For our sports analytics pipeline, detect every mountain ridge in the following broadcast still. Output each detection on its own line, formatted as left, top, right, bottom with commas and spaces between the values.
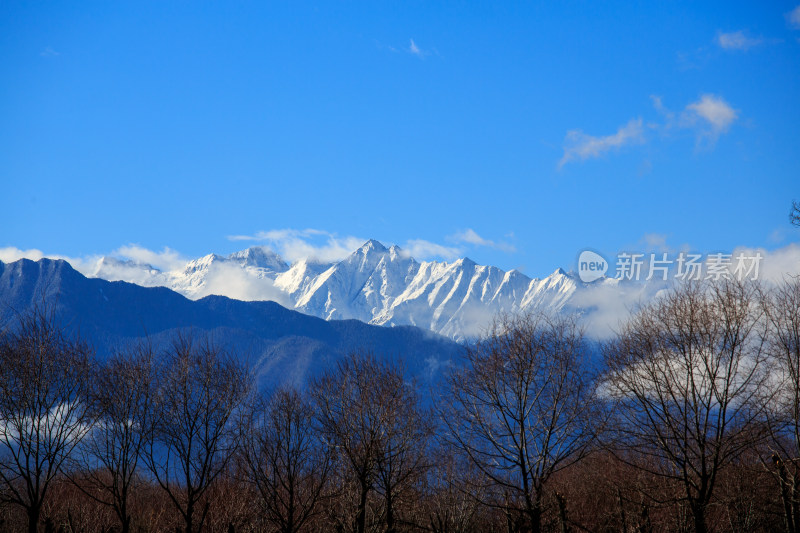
69, 240, 663, 340
0, 257, 462, 388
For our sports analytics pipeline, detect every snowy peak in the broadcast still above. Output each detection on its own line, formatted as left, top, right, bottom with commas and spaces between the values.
455, 257, 477, 269
183, 253, 224, 273
92, 257, 166, 286
83, 239, 651, 340
228, 246, 288, 271
345, 239, 390, 270
93, 256, 159, 276
359, 239, 388, 254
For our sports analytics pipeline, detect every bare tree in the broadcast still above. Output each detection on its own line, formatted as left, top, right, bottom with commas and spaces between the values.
0, 306, 94, 533
603, 280, 771, 533
423, 446, 488, 533
373, 370, 432, 533
74, 340, 156, 533
763, 277, 800, 532
240, 386, 332, 533
312, 353, 380, 533
790, 200, 800, 227
311, 352, 430, 533
144, 333, 251, 533
441, 312, 600, 533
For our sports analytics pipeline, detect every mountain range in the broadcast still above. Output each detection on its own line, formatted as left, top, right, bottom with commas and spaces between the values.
88, 239, 665, 340
0, 257, 462, 388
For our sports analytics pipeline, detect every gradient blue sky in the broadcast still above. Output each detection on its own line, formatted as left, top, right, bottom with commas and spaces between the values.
2, 1, 799, 276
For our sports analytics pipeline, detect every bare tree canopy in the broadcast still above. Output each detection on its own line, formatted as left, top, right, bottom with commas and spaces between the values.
144, 333, 251, 533
312, 352, 432, 533
240, 386, 332, 533
0, 306, 94, 533
603, 279, 771, 533
7, 284, 800, 531
763, 276, 800, 532
75, 340, 157, 533
791, 200, 800, 227
441, 312, 601, 533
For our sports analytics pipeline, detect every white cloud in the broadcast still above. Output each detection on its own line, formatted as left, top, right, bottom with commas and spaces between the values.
640, 233, 672, 253
227, 228, 366, 263
652, 94, 739, 144
40, 47, 59, 57
281, 236, 366, 263
0, 245, 188, 278
0, 246, 48, 263
229, 228, 471, 263
650, 95, 672, 118
231, 228, 328, 242
769, 228, 787, 244
193, 262, 290, 305
0, 247, 100, 275
408, 39, 426, 58
91, 259, 165, 287
111, 245, 188, 272
401, 239, 462, 261
450, 229, 516, 252
559, 118, 645, 168
788, 5, 800, 29
731, 243, 800, 283
569, 280, 658, 339
716, 31, 762, 50
558, 93, 741, 166
683, 94, 738, 140
573, 243, 800, 339
4, 232, 474, 280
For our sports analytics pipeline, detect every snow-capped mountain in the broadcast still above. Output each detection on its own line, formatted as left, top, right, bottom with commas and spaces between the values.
0, 258, 462, 389
87, 239, 665, 340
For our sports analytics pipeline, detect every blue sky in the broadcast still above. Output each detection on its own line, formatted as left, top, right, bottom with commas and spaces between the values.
2, 1, 799, 277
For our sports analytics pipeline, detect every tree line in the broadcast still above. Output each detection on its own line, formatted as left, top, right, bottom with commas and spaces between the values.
1, 276, 799, 533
